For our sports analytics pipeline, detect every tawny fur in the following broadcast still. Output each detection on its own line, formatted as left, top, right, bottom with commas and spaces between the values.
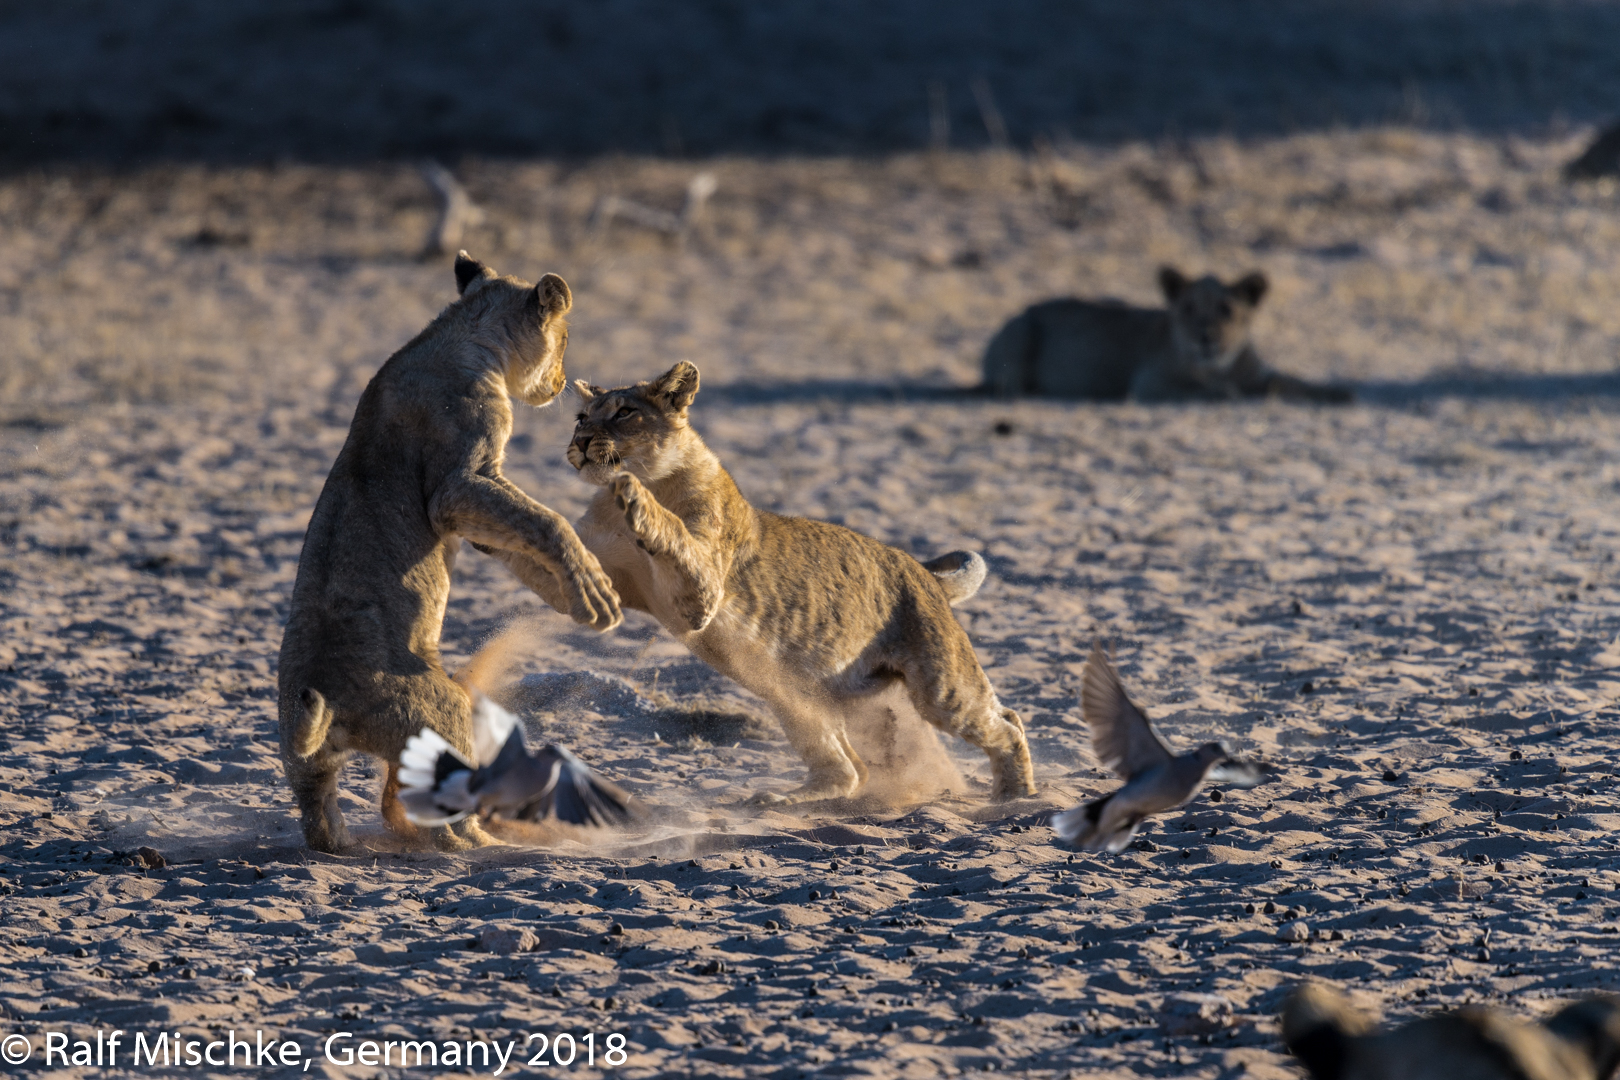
982, 265, 1352, 403
489, 361, 1036, 806
276, 253, 622, 855
1283, 982, 1620, 1080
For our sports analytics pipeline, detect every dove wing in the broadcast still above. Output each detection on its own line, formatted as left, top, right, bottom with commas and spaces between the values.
532, 744, 633, 827
1081, 645, 1174, 779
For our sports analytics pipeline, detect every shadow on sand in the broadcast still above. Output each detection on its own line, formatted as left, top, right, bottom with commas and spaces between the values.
706, 370, 1620, 408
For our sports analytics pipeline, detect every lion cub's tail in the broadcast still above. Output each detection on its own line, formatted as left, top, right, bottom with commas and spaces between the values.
922, 551, 988, 606
289, 687, 334, 759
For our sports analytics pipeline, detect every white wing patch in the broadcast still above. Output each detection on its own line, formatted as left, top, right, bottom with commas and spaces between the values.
469, 694, 519, 765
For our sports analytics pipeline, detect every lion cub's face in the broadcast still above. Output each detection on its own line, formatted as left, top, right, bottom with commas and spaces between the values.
569, 361, 701, 484
1159, 266, 1267, 373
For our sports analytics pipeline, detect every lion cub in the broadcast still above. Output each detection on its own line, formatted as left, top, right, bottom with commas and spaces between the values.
492, 361, 1035, 805
277, 253, 622, 854
983, 266, 1352, 403
1283, 982, 1620, 1080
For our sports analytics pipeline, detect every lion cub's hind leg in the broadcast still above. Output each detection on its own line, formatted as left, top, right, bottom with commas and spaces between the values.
285, 746, 355, 855
380, 762, 421, 841
900, 642, 1036, 802
749, 689, 866, 805
364, 674, 502, 852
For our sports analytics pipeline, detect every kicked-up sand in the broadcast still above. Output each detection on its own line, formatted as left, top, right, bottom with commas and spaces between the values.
3, 130, 1620, 1077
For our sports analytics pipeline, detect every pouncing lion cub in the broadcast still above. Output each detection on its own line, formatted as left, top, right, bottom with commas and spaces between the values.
983, 266, 1353, 403
277, 253, 622, 854
487, 361, 1036, 806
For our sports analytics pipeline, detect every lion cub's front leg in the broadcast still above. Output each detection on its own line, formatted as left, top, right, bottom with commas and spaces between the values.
611, 472, 722, 631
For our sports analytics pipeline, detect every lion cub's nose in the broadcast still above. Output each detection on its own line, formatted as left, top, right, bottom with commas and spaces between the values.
571, 433, 593, 456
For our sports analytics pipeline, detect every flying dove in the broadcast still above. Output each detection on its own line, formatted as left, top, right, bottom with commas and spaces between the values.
399, 695, 632, 828
1052, 646, 1265, 852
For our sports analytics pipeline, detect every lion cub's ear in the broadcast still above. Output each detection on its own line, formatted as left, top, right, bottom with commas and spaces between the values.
454, 250, 496, 295
649, 361, 701, 412
1231, 271, 1268, 308
1157, 265, 1189, 304
534, 273, 573, 320
573, 379, 605, 402
1282, 982, 1373, 1080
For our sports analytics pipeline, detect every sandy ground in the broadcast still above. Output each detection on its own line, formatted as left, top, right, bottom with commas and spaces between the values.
4, 132, 1620, 1078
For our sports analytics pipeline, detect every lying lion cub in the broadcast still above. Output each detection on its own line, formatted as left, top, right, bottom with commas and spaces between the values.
490, 361, 1035, 805
1283, 981, 1620, 1080
983, 266, 1352, 403
277, 253, 622, 854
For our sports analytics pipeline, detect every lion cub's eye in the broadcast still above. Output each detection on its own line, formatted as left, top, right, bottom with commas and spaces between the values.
575, 413, 587, 423
613, 406, 636, 420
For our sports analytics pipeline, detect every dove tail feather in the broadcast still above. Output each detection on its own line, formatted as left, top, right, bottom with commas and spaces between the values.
290, 688, 333, 759
1052, 793, 1112, 845
398, 728, 477, 825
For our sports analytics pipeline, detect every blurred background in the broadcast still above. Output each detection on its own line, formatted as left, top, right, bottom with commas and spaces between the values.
3, 0, 1620, 415
5, 0, 1620, 164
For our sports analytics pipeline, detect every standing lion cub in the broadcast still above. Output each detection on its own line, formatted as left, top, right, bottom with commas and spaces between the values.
983, 266, 1353, 403
277, 253, 621, 854
489, 361, 1036, 806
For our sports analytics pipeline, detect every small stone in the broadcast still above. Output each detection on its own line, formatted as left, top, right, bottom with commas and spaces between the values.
808, 889, 821, 901
1160, 992, 1235, 1036
1244, 903, 1255, 914
1300, 681, 1314, 695
1329, 929, 1345, 942
608, 922, 624, 936
146, 959, 161, 973
1208, 789, 1223, 803
1381, 769, 1399, 783
992, 420, 1015, 436
480, 927, 538, 955
74, 947, 88, 958
136, 847, 166, 869
1263, 901, 1276, 915
764, 920, 779, 931
1277, 919, 1310, 943
1477, 948, 1491, 962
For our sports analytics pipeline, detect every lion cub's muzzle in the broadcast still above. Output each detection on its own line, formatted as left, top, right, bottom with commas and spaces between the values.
569, 432, 621, 472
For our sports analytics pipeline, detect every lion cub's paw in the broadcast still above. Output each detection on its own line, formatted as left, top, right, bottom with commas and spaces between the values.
561, 546, 623, 631
610, 471, 662, 552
